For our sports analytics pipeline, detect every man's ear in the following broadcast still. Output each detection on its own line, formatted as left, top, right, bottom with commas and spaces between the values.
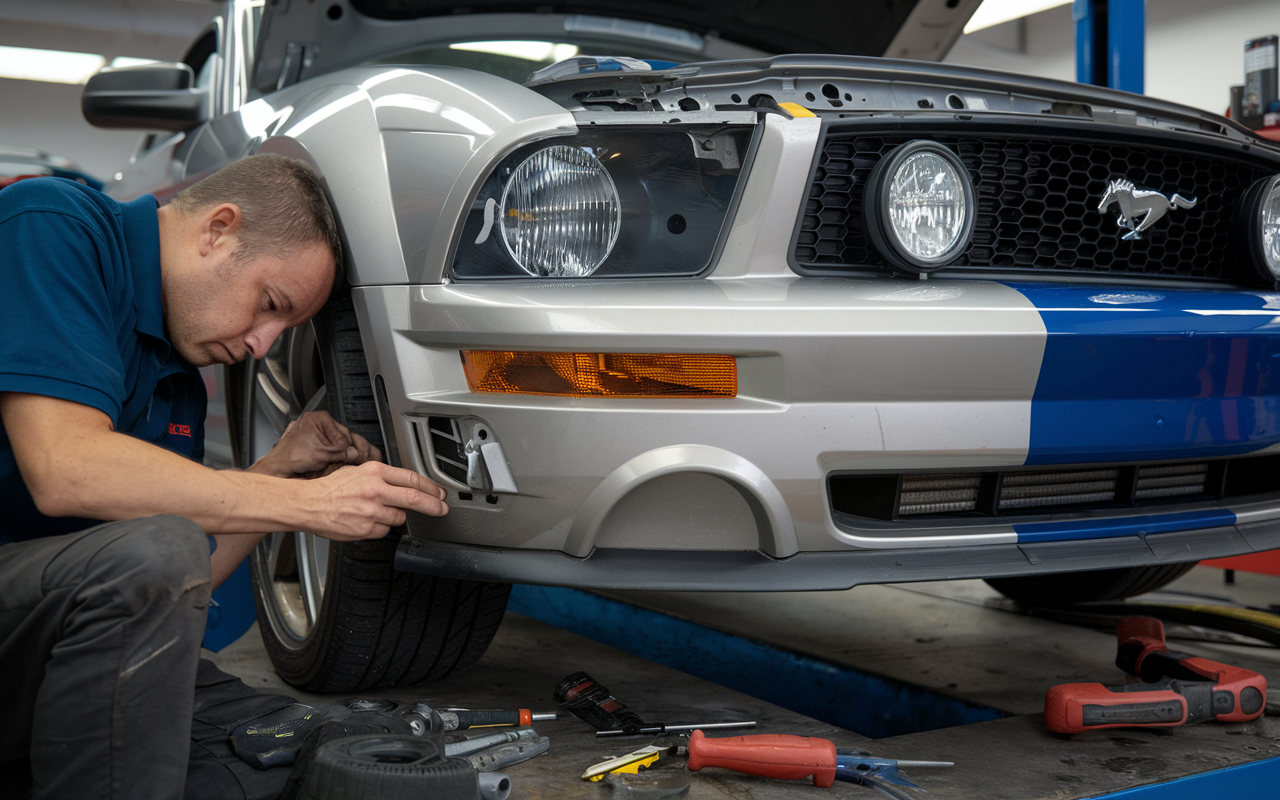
197, 203, 243, 257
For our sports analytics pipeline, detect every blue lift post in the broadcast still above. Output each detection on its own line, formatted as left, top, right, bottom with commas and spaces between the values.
1073, 0, 1145, 94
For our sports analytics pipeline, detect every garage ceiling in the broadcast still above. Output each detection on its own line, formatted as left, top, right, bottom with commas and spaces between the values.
0, 0, 217, 63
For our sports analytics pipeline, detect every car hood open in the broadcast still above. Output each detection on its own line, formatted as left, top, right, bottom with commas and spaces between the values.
345, 0, 981, 60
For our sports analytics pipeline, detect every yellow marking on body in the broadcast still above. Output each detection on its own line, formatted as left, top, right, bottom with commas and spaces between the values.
778, 102, 816, 118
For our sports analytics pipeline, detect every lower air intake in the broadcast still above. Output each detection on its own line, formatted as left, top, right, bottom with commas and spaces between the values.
831, 455, 1275, 522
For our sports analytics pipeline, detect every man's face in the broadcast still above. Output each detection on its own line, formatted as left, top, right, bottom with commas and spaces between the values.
165, 241, 334, 367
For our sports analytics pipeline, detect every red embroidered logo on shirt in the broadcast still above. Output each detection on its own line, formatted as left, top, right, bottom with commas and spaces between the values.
168, 423, 192, 438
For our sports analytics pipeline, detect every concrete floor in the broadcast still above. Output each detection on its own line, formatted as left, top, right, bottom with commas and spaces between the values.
207, 566, 1280, 799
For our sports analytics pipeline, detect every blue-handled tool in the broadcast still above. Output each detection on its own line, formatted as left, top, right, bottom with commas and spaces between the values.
835, 752, 953, 799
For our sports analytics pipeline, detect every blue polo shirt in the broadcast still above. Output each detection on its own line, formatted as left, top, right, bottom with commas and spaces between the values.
0, 178, 206, 544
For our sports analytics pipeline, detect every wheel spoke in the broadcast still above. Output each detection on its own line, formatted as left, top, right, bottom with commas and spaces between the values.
249, 362, 331, 645
296, 531, 328, 627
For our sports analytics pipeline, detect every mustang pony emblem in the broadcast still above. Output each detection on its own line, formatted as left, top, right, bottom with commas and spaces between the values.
1097, 178, 1197, 241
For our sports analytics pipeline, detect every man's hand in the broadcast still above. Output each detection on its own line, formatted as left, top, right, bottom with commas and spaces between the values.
250, 410, 381, 478
303, 461, 449, 541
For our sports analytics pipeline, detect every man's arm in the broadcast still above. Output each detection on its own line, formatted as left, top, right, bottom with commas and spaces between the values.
1, 392, 447, 540
205, 409, 387, 588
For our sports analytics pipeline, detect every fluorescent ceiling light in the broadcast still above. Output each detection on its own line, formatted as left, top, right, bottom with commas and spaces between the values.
111, 57, 161, 68
450, 41, 580, 63
0, 45, 105, 84
964, 0, 1072, 34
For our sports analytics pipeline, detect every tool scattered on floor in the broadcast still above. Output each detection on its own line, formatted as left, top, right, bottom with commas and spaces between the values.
685, 730, 951, 799
462, 729, 551, 772
439, 706, 558, 730
604, 768, 691, 798
1044, 616, 1268, 734
582, 739, 687, 781
232, 697, 551, 771
555, 671, 755, 738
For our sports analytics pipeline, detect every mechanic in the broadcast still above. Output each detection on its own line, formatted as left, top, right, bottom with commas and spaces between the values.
0, 154, 449, 800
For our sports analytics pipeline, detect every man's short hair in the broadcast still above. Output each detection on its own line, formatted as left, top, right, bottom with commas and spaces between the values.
169, 154, 345, 290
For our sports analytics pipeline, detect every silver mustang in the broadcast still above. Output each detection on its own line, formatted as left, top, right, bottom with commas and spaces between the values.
87, 0, 1280, 691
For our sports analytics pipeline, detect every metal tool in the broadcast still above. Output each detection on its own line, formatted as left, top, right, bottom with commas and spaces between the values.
604, 770, 691, 799
685, 730, 951, 798
555, 671, 754, 739
596, 721, 755, 738
445, 727, 541, 759
401, 701, 556, 731
583, 742, 686, 781
1043, 617, 1267, 734
466, 732, 550, 772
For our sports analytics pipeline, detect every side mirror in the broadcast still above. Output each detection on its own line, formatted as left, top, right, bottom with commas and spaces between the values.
82, 63, 208, 131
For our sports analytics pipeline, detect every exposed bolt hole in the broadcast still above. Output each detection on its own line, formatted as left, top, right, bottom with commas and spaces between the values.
478, 429, 488, 440
946, 0, 960, 7
459, 492, 473, 501
667, 214, 686, 234
326, 4, 342, 19
918, 98, 934, 109
485, 494, 499, 504
730, 93, 741, 103
947, 93, 965, 110
844, 92, 852, 101
678, 97, 700, 112
821, 83, 840, 99
805, 92, 816, 102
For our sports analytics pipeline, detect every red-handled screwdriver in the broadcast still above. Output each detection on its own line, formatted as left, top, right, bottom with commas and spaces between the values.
685, 730, 952, 792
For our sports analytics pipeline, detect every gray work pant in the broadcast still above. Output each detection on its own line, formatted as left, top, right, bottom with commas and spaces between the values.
0, 516, 293, 800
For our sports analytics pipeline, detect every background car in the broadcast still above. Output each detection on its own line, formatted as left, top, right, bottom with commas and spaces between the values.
85, 0, 1280, 692
0, 143, 102, 190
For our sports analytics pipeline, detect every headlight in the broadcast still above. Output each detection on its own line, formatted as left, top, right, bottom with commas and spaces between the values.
500, 146, 621, 278
453, 126, 753, 280
863, 140, 975, 273
1240, 174, 1280, 284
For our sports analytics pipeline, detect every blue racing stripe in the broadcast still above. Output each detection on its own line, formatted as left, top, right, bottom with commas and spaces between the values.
1014, 508, 1236, 543
1006, 283, 1280, 465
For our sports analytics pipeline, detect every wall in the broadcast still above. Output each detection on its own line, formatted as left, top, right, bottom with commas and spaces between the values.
945, 0, 1280, 115
0, 0, 212, 180
0, 78, 145, 180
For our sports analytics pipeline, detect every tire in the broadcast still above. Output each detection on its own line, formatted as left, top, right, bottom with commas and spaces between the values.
298, 735, 477, 800
229, 291, 511, 692
984, 562, 1199, 607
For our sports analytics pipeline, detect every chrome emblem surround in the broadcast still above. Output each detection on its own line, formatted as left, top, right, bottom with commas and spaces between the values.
1097, 178, 1198, 241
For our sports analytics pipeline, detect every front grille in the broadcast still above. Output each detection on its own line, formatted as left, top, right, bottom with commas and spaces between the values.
795, 128, 1275, 283
830, 454, 1280, 522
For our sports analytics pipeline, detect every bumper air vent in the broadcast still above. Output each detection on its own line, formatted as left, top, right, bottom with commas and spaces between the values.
425, 416, 468, 484
829, 454, 1280, 523
997, 468, 1120, 511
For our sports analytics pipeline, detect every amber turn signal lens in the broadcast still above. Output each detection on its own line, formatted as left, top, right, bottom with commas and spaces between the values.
461, 351, 737, 398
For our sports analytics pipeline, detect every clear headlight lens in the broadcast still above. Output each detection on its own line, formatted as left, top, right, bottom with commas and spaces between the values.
500, 145, 621, 278
1261, 176, 1280, 278
886, 151, 968, 263
864, 140, 975, 273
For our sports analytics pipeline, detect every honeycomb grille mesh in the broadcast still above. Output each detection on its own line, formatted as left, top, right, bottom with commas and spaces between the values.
795, 130, 1273, 281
